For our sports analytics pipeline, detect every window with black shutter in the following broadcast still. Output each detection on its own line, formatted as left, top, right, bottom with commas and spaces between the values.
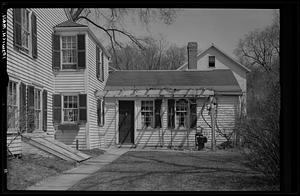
13, 9, 37, 57
168, 99, 175, 128
155, 99, 162, 128
190, 99, 197, 129
102, 99, 105, 125
79, 94, 87, 123
27, 85, 35, 132
53, 94, 61, 124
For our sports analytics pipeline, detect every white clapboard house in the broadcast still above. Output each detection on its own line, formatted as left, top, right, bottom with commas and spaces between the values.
7, 9, 249, 157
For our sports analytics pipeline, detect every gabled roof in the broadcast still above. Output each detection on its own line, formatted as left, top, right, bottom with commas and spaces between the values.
105, 69, 242, 93
55, 20, 87, 27
177, 43, 251, 73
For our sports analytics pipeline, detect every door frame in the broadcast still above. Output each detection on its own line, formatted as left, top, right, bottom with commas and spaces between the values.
117, 100, 135, 144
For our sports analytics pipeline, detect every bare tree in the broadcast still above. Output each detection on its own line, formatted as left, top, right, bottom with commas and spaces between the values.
234, 10, 279, 74
66, 8, 179, 67
108, 35, 186, 70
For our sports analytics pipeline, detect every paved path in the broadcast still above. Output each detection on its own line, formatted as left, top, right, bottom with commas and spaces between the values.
26, 148, 129, 190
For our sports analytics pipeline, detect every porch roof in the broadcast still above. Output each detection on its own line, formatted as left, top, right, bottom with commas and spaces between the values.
97, 69, 242, 98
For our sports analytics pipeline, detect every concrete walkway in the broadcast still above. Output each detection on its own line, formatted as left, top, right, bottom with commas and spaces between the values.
26, 148, 129, 190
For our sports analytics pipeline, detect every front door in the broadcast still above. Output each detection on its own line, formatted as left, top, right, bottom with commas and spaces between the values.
119, 101, 134, 144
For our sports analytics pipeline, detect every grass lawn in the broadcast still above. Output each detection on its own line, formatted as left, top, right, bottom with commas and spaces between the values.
69, 150, 279, 191
6, 148, 105, 190
7, 154, 76, 190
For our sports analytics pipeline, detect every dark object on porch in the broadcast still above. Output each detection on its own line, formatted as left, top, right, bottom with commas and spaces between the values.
195, 132, 207, 150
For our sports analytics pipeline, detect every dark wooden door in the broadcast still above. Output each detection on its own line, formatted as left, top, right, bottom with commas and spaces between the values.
119, 101, 134, 144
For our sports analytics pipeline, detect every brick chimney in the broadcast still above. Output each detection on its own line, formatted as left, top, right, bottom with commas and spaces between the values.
187, 42, 198, 69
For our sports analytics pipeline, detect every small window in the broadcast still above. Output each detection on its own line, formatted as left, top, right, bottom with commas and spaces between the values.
175, 99, 188, 129
34, 89, 42, 130
63, 95, 79, 123
7, 81, 18, 129
61, 36, 77, 69
209, 56, 215, 67
97, 99, 105, 126
141, 100, 154, 128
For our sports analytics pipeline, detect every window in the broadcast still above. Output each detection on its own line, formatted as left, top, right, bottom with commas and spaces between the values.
141, 100, 154, 128
61, 36, 77, 69
209, 56, 215, 67
63, 95, 79, 123
13, 9, 37, 57
7, 81, 18, 129
175, 99, 188, 128
21, 9, 30, 49
34, 89, 41, 130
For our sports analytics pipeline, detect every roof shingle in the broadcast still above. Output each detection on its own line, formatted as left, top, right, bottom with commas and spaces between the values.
55, 20, 87, 27
105, 69, 242, 92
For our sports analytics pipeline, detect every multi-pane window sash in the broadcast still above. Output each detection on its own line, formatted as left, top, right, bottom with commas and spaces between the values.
176, 99, 188, 128
63, 95, 79, 123
21, 9, 30, 49
7, 81, 18, 129
34, 89, 41, 130
141, 100, 154, 128
62, 36, 77, 69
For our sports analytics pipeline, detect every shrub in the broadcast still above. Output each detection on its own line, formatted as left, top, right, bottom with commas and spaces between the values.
237, 81, 280, 183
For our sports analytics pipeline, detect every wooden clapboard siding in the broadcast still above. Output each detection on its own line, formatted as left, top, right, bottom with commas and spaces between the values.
102, 96, 238, 149
6, 9, 67, 156
7, 133, 22, 155
54, 126, 87, 150
54, 71, 86, 93
86, 33, 109, 149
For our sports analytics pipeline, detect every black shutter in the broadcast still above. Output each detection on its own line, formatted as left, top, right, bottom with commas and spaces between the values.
168, 99, 175, 128
79, 94, 87, 123
19, 83, 26, 132
13, 8, 22, 49
27, 85, 35, 132
31, 12, 38, 58
190, 99, 197, 129
155, 99, 162, 128
42, 90, 47, 131
102, 99, 105, 125
52, 34, 60, 71
96, 46, 100, 79
77, 34, 85, 69
101, 51, 104, 81
53, 94, 61, 124
97, 99, 101, 126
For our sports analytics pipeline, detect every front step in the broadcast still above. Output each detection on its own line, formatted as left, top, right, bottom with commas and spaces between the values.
117, 144, 136, 148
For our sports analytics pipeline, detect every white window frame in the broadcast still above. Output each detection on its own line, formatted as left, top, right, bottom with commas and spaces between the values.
61, 35, 78, 70
141, 100, 154, 129
98, 99, 105, 126
34, 88, 42, 130
175, 99, 188, 129
62, 94, 79, 123
7, 80, 19, 132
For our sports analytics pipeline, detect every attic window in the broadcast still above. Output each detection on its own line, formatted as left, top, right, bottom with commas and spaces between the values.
209, 56, 215, 68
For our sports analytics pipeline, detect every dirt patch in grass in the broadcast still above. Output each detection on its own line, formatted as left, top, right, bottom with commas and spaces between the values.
7, 154, 76, 190
69, 150, 279, 191
79, 148, 106, 157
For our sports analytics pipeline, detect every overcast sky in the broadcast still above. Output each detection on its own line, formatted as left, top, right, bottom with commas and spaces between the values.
90, 9, 277, 57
